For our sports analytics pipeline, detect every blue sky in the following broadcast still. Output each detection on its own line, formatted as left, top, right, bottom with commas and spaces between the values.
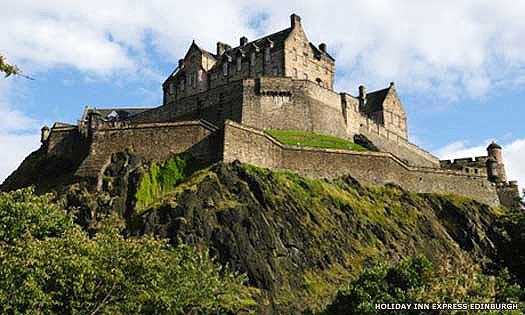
2, 0, 525, 190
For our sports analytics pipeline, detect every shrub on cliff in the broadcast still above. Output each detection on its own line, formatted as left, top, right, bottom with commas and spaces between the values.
0, 189, 256, 314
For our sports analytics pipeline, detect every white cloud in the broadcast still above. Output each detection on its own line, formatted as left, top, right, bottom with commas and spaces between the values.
436, 138, 525, 194
3, 1, 525, 98
0, 80, 41, 184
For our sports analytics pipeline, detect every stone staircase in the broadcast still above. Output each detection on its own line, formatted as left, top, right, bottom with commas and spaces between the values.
74, 154, 109, 179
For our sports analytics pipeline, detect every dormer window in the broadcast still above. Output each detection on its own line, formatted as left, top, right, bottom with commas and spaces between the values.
237, 57, 242, 72
250, 52, 256, 66
265, 47, 271, 63
223, 62, 228, 76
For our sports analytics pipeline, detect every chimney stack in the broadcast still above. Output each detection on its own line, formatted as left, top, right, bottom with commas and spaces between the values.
359, 85, 366, 99
240, 36, 248, 46
319, 43, 327, 53
217, 42, 226, 56
291, 13, 301, 28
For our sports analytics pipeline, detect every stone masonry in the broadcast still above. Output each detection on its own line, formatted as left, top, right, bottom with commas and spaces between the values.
31, 13, 519, 209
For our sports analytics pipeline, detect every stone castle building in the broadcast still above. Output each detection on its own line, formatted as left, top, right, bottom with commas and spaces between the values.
27, 14, 518, 208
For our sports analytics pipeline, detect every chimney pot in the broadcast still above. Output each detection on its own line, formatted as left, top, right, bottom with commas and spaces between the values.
291, 13, 301, 28
240, 36, 248, 46
359, 85, 366, 99
217, 42, 225, 56
319, 43, 327, 53
390, 81, 395, 87
178, 59, 184, 68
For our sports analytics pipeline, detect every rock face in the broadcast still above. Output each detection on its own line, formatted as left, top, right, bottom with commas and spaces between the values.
2, 151, 523, 314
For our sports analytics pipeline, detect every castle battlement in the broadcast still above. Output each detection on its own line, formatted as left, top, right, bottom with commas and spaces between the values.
25, 13, 519, 210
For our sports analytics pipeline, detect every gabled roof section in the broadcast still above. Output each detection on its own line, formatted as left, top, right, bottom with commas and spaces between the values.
185, 40, 217, 61
363, 87, 390, 113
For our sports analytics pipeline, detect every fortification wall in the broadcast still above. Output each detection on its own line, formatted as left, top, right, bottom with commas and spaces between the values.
241, 77, 348, 139
440, 157, 488, 176
129, 81, 245, 125
46, 126, 85, 159
75, 121, 220, 180
223, 121, 500, 207
358, 117, 440, 167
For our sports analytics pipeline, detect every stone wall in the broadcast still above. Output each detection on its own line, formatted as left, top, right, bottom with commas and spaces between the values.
46, 126, 85, 159
241, 77, 348, 139
223, 120, 501, 207
75, 121, 220, 181
129, 80, 245, 125
358, 117, 440, 167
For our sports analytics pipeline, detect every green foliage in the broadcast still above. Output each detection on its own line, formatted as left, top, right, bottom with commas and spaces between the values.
265, 129, 367, 151
0, 188, 256, 314
0, 55, 33, 79
316, 256, 525, 315
135, 154, 200, 212
0, 187, 75, 243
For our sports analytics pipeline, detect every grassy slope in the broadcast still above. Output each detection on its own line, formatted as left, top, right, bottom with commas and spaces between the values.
265, 130, 367, 151
134, 160, 508, 313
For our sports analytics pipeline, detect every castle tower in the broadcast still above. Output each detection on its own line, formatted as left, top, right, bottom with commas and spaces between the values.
486, 142, 507, 182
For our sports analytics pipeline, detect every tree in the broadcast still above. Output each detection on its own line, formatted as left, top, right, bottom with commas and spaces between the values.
316, 256, 525, 315
0, 55, 33, 79
0, 188, 256, 314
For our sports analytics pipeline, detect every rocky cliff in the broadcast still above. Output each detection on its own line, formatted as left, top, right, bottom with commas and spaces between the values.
2, 150, 524, 314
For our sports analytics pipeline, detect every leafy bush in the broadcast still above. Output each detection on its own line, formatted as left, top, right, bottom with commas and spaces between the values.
0, 189, 256, 314
316, 256, 525, 315
0, 187, 75, 243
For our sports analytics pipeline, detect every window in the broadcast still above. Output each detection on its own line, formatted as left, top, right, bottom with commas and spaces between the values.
265, 47, 271, 64
190, 72, 196, 88
293, 48, 297, 61
169, 83, 174, 94
293, 68, 298, 78
250, 52, 256, 66
303, 53, 307, 66
197, 70, 202, 82
304, 73, 308, 80
237, 57, 242, 72
223, 62, 228, 76
180, 79, 185, 91
272, 66, 278, 76
190, 55, 195, 63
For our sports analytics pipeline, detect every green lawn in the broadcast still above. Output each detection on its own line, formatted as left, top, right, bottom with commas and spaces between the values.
265, 130, 367, 151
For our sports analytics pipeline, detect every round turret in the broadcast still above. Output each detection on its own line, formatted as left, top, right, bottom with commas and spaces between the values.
486, 156, 499, 181
40, 125, 50, 143
487, 141, 503, 163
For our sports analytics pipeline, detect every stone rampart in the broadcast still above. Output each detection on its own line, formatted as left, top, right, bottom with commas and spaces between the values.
358, 117, 440, 167
75, 120, 220, 181
223, 120, 500, 207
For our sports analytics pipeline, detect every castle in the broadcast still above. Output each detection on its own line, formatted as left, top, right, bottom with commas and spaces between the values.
32, 14, 518, 208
